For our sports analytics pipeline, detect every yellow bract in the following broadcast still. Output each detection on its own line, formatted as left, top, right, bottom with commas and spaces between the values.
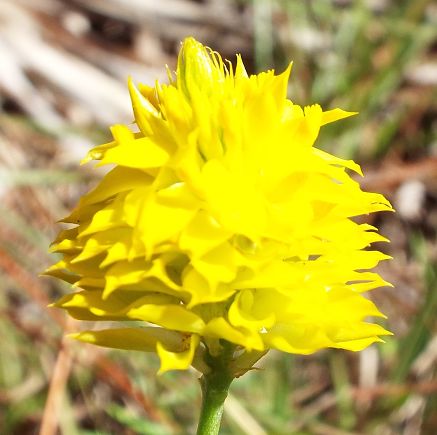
47, 37, 393, 373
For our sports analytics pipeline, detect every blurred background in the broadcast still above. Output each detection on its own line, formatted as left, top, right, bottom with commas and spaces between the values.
1, 0, 437, 434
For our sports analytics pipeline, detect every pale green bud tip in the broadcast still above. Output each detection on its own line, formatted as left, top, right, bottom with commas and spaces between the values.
177, 37, 222, 98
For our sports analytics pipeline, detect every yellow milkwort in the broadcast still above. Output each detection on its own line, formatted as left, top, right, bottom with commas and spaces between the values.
46, 37, 393, 374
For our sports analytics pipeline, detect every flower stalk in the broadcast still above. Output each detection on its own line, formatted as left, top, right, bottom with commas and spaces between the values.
196, 341, 235, 434
197, 371, 233, 435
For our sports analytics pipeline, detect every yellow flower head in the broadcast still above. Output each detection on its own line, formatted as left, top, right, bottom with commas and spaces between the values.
47, 37, 393, 374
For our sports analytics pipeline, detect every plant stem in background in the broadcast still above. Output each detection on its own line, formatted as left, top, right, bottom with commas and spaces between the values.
253, 0, 274, 70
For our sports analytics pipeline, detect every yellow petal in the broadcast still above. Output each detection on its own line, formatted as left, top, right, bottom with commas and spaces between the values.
98, 130, 169, 168
128, 78, 159, 136
203, 318, 264, 351
71, 327, 186, 352
157, 333, 200, 374
321, 108, 358, 126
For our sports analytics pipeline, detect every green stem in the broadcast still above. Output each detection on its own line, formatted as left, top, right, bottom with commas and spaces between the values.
196, 341, 235, 435
196, 372, 233, 435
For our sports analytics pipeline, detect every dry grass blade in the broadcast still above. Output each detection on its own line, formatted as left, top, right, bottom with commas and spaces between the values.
225, 393, 267, 435
40, 322, 75, 435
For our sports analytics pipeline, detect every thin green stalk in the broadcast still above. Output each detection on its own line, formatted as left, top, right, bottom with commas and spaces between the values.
196, 341, 235, 435
196, 372, 233, 435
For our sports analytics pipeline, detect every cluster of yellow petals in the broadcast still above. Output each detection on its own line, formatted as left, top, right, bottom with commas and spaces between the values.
46, 37, 393, 373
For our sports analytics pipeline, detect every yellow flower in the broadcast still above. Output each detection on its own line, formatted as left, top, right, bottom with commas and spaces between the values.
46, 37, 393, 374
